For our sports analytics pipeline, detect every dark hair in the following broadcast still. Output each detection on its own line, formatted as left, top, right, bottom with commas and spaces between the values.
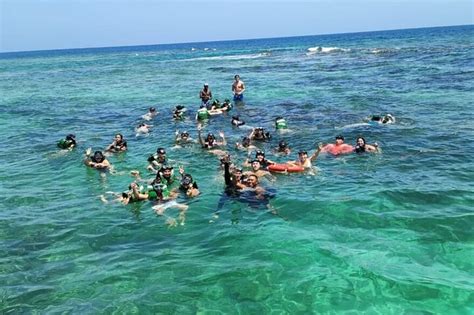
149, 107, 156, 112
279, 140, 288, 148
335, 135, 344, 141
66, 134, 75, 140
116, 134, 123, 140
255, 150, 265, 157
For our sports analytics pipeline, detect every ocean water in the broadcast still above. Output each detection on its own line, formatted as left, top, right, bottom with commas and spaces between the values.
1, 25, 473, 313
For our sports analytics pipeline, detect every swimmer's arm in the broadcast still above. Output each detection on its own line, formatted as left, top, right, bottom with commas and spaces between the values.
94, 160, 111, 169
131, 183, 147, 201
197, 126, 205, 147
310, 145, 323, 162
240, 82, 245, 94
219, 132, 226, 146
223, 162, 232, 186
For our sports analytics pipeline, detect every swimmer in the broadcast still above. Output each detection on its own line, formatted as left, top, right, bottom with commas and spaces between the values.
274, 140, 291, 155
179, 173, 200, 197
368, 114, 395, 124
235, 136, 258, 152
199, 83, 212, 106
287, 144, 323, 169
197, 125, 227, 154
142, 107, 158, 121
244, 160, 276, 181
147, 147, 167, 173
249, 127, 271, 141
231, 115, 245, 127
157, 165, 180, 189
196, 104, 210, 121
173, 105, 187, 120
57, 134, 76, 150
275, 116, 288, 130
135, 123, 152, 136
232, 74, 245, 101
105, 133, 127, 153
354, 137, 380, 153
210, 99, 221, 110
221, 99, 233, 111
321, 135, 354, 156
245, 150, 275, 169
174, 130, 194, 145
84, 149, 111, 170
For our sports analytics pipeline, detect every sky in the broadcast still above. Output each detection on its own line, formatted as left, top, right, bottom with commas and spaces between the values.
1, 0, 473, 52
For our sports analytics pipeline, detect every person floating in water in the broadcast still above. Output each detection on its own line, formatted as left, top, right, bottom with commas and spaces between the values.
235, 136, 258, 152
232, 74, 245, 101
244, 160, 276, 181
174, 130, 194, 146
321, 135, 354, 156
105, 133, 127, 153
142, 107, 158, 121
199, 83, 212, 106
135, 123, 152, 136
178, 172, 200, 198
173, 105, 187, 120
147, 147, 167, 173
249, 127, 271, 141
368, 114, 395, 125
287, 144, 323, 169
354, 137, 380, 153
84, 149, 111, 170
197, 124, 227, 156
275, 116, 288, 130
57, 134, 76, 150
274, 140, 291, 155
231, 115, 245, 127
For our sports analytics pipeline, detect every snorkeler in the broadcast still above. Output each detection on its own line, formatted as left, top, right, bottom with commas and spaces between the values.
142, 107, 158, 121
197, 124, 227, 155
235, 136, 258, 152
147, 147, 167, 173
173, 105, 187, 120
244, 150, 275, 169
135, 123, 152, 136
174, 130, 194, 145
274, 140, 291, 155
105, 133, 128, 153
57, 134, 76, 150
321, 135, 354, 156
275, 116, 288, 130
354, 137, 380, 153
244, 160, 276, 181
368, 114, 395, 124
196, 104, 210, 121
84, 149, 111, 170
179, 173, 200, 197
231, 115, 245, 127
221, 99, 233, 111
249, 127, 271, 141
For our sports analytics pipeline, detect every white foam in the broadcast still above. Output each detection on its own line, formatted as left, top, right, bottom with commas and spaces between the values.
306, 46, 351, 55
180, 52, 270, 62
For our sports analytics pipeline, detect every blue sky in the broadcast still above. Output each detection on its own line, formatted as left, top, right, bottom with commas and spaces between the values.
1, 0, 472, 52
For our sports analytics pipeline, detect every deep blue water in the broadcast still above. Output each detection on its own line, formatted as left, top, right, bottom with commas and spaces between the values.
1, 25, 473, 313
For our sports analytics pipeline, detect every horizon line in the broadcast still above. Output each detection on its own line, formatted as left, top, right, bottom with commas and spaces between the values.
1, 23, 472, 55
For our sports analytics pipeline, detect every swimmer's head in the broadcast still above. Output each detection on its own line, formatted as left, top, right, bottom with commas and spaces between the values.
242, 137, 251, 147
206, 133, 215, 143
160, 166, 173, 177
255, 150, 265, 158
181, 174, 193, 187
246, 174, 259, 188
335, 135, 345, 144
234, 74, 240, 80
180, 131, 189, 139
66, 134, 76, 141
115, 134, 123, 141
251, 160, 261, 171
232, 115, 240, 121
138, 123, 145, 128
176, 105, 185, 110
279, 140, 288, 149
356, 137, 366, 147
156, 147, 166, 155
275, 116, 284, 121
93, 151, 104, 162
204, 83, 209, 87
149, 107, 156, 112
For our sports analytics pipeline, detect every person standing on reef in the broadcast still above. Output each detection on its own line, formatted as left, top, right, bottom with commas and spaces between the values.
200, 83, 212, 106
232, 75, 245, 101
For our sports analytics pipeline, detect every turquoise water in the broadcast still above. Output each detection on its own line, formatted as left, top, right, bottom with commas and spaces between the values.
1, 25, 474, 313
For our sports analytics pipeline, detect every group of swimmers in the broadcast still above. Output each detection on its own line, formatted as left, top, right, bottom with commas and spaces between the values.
57, 73, 394, 225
